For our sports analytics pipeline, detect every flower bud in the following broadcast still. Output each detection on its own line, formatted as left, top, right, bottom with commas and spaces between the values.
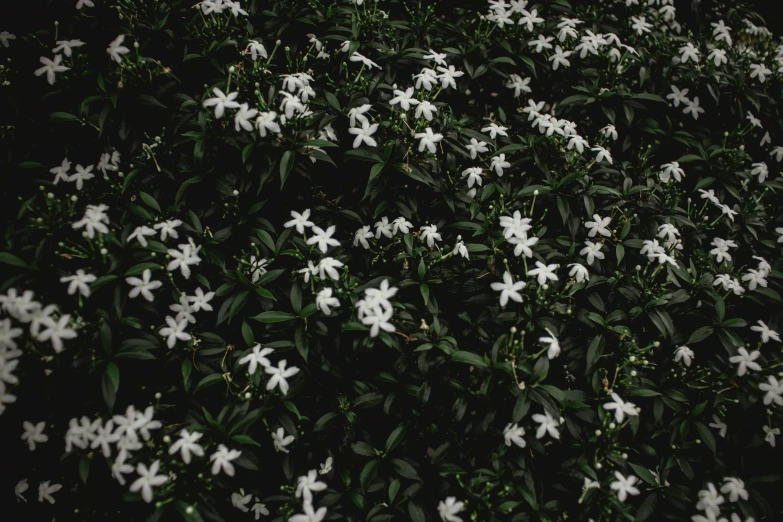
534, 190, 539, 195
653, 341, 660, 347
595, 462, 603, 469
100, 248, 108, 255
233, 189, 239, 196
163, 435, 171, 444
244, 392, 252, 399
595, 429, 601, 436
186, 507, 194, 515
609, 422, 616, 429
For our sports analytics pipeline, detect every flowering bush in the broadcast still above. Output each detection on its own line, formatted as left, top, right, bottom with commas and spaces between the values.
3, 0, 783, 521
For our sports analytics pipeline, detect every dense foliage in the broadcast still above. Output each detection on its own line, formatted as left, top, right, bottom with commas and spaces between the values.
2, 0, 783, 521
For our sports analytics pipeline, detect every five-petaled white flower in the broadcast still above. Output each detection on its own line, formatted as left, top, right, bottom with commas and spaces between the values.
532, 410, 562, 440
527, 261, 559, 286
159, 316, 191, 348
169, 429, 205, 464
107, 35, 131, 64
126, 269, 163, 302
751, 320, 780, 343
272, 427, 295, 453
538, 327, 561, 359
296, 469, 328, 506
239, 344, 275, 375
37, 314, 77, 353
285, 209, 314, 234
503, 423, 527, 448
728, 347, 761, 377
568, 263, 590, 283
38, 481, 62, 504
203, 87, 241, 119
437, 496, 465, 522
34, 55, 70, 85
60, 269, 96, 298
603, 393, 640, 423
659, 162, 685, 183
696, 483, 724, 518
209, 444, 242, 476
307, 225, 340, 254
129, 461, 168, 503
348, 120, 379, 149
390, 87, 420, 110
289, 502, 327, 522
610, 473, 640, 503
720, 477, 748, 503
674, 345, 694, 367
315, 288, 341, 316
490, 271, 526, 307
585, 214, 611, 238
266, 360, 300, 395
53, 39, 85, 58
414, 127, 443, 154
21, 421, 48, 451
246, 40, 268, 61
709, 414, 728, 438
482, 123, 508, 139
466, 138, 488, 159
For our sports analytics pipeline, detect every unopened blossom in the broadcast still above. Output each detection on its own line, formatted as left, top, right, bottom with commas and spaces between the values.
438, 497, 465, 522
490, 271, 525, 307
539, 328, 561, 359
203, 87, 241, 119
21, 421, 48, 451
729, 347, 761, 377
210, 445, 241, 476
414, 127, 443, 154
610, 473, 640, 503
266, 360, 300, 395
674, 345, 694, 367
169, 429, 205, 464
503, 423, 527, 448
34, 55, 70, 85
107, 35, 131, 63
272, 427, 295, 453
532, 410, 561, 440
603, 393, 639, 423
296, 469, 327, 505
38, 481, 62, 504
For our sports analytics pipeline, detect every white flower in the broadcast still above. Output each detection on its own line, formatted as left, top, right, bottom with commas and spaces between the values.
203, 87, 241, 119
414, 68, 438, 91
112, 457, 134, 485
741, 269, 767, 291
466, 138, 488, 159
414, 100, 437, 121
490, 153, 511, 176
708, 48, 728, 66
272, 427, 295, 453
601, 124, 618, 141
729, 347, 761, 377
349, 51, 380, 69
319, 456, 333, 475
750, 63, 772, 83
666, 85, 690, 107
436, 65, 464, 89
414, 127, 443, 154
508, 235, 539, 258
549, 45, 572, 69
696, 483, 724, 518
482, 123, 508, 139
751, 320, 780, 344
107, 35, 131, 64
76, 0, 94, 8
52, 39, 85, 58
390, 87, 419, 110
585, 214, 611, 237
256, 111, 281, 137
60, 269, 96, 298
299, 260, 318, 283
763, 425, 780, 447
284, 209, 314, 235
347, 104, 372, 127
296, 469, 327, 505
169, 429, 204, 464
683, 97, 705, 120
50, 157, 72, 184
659, 162, 685, 183
129, 461, 168, 503
15, 479, 28, 502
252, 501, 270, 520
437, 497, 465, 522
317, 258, 344, 281
21, 421, 48, 451
353, 226, 373, 249
159, 316, 191, 348
490, 271, 526, 307
750, 162, 768, 183
420, 225, 442, 247
568, 263, 589, 283
674, 345, 694, 367
503, 423, 527, 448
126, 269, 162, 302
532, 410, 561, 440
567, 135, 589, 153
348, 120, 378, 149
234, 103, 259, 132
679, 42, 701, 63
307, 225, 340, 254
34, 55, 70, 85
67, 164, 95, 191
720, 478, 748, 503
91, 420, 120, 457
759, 376, 783, 407
527, 261, 558, 286
239, 345, 275, 375
603, 393, 640, 423
539, 328, 561, 359
154, 219, 182, 241
37, 481, 62, 504
630, 15, 653, 35
315, 288, 340, 315
187, 287, 215, 312
591, 146, 613, 164
232, 489, 253, 512
266, 360, 300, 395
453, 241, 469, 260
610, 473, 640, 502
166, 239, 202, 279
246, 40, 268, 61
709, 414, 728, 438
423, 48, 448, 66
392, 217, 413, 235
289, 503, 327, 522
209, 445, 242, 476
506, 73, 531, 97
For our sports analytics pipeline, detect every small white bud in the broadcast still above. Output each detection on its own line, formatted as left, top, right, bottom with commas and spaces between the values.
534, 190, 539, 195
155, 392, 162, 399
71, 195, 78, 202
609, 422, 616, 429
100, 248, 108, 255
232, 189, 239, 196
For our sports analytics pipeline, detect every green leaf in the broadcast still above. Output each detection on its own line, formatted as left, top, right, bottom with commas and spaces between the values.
50, 111, 80, 122
628, 462, 658, 486
687, 326, 713, 344
139, 191, 161, 212
360, 459, 381, 488
124, 263, 160, 276
693, 421, 717, 455
451, 351, 488, 370
280, 150, 294, 189
194, 373, 224, 393
79, 457, 91, 485
0, 252, 26, 267
635, 492, 659, 522
385, 424, 406, 453
314, 412, 339, 432
677, 154, 703, 163
390, 458, 420, 480
250, 311, 296, 323
231, 434, 261, 446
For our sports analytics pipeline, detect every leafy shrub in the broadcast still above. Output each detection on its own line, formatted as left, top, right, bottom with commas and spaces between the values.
2, 0, 783, 521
